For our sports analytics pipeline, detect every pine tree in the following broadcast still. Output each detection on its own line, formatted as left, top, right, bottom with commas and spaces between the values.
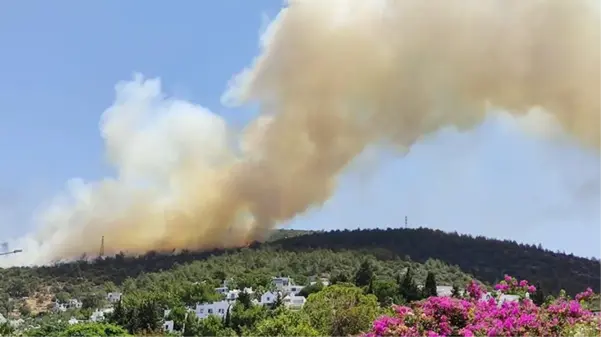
451, 284, 461, 298
354, 260, 374, 287
423, 271, 438, 298
367, 278, 374, 294
272, 292, 283, 309
223, 304, 231, 328
532, 282, 545, 306
108, 299, 126, 326
237, 291, 252, 309
398, 267, 420, 302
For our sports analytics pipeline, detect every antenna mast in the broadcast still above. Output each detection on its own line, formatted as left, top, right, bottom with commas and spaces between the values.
99, 236, 105, 258
405, 216, 408, 228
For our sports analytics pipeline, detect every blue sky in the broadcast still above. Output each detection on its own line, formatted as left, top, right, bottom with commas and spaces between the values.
0, 1, 599, 258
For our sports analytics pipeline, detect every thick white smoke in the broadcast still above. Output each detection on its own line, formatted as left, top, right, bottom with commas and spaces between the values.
0, 0, 599, 266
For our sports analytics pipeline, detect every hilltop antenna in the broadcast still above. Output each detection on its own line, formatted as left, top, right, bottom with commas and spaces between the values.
405, 216, 408, 228
99, 236, 105, 258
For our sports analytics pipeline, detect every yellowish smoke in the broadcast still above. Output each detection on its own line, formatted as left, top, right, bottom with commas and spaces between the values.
4, 0, 600, 265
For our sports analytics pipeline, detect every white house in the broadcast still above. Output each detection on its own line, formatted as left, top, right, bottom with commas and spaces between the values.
106, 292, 122, 303
309, 276, 331, 287
68, 317, 79, 325
260, 291, 279, 306
163, 320, 174, 333
225, 287, 254, 302
435, 286, 454, 297
90, 308, 113, 322
283, 294, 306, 310
53, 302, 67, 312
271, 277, 293, 290
67, 299, 83, 309
283, 285, 305, 295
215, 286, 229, 295
195, 300, 232, 319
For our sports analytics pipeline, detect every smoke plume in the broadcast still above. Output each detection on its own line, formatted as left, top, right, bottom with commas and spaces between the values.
2, 0, 600, 266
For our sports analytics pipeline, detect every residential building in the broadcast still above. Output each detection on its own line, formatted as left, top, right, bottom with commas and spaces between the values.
283, 285, 305, 295
68, 317, 79, 325
260, 291, 280, 306
435, 286, 454, 297
215, 286, 229, 295
225, 287, 254, 302
90, 308, 114, 322
282, 294, 306, 310
194, 300, 232, 319
163, 320, 174, 333
271, 277, 293, 290
67, 299, 83, 309
106, 292, 122, 303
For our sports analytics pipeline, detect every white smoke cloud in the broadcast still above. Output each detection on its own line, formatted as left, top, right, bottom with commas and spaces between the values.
0, 0, 599, 267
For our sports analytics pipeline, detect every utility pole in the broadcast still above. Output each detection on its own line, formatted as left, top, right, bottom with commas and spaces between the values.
405, 216, 408, 228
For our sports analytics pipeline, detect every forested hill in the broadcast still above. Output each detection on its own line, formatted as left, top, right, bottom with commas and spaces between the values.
0, 228, 596, 297
267, 227, 600, 295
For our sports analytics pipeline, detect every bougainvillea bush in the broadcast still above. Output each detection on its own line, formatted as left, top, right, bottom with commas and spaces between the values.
363, 275, 600, 337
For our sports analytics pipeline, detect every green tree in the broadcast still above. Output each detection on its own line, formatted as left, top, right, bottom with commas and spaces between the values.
237, 291, 252, 309
398, 267, 421, 302
196, 314, 236, 336
55, 292, 70, 304
136, 299, 162, 334
166, 305, 188, 331
451, 284, 461, 298
423, 271, 438, 298
23, 320, 69, 337
180, 283, 222, 307
230, 303, 268, 335
249, 308, 320, 336
532, 282, 545, 306
372, 279, 402, 306
354, 259, 374, 287
108, 300, 126, 327
0, 322, 14, 336
303, 284, 380, 336
81, 293, 104, 310
330, 271, 350, 285
58, 322, 130, 337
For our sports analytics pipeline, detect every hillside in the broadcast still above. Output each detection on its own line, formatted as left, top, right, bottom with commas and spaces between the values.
0, 227, 596, 299
266, 227, 600, 295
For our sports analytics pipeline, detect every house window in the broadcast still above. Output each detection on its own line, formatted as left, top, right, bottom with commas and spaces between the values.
208, 309, 213, 314
218, 309, 224, 314
266, 297, 271, 301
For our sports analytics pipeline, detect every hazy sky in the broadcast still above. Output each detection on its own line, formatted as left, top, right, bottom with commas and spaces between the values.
0, 1, 599, 258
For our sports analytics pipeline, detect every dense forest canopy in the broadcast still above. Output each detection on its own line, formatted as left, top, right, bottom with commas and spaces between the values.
0, 227, 596, 296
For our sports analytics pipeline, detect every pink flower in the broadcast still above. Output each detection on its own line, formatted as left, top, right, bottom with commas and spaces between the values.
527, 285, 536, 293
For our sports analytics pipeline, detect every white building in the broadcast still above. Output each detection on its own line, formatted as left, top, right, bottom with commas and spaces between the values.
106, 292, 122, 303
271, 277, 293, 290
283, 285, 305, 295
194, 300, 232, 319
67, 299, 83, 309
436, 286, 454, 297
68, 317, 79, 325
309, 276, 331, 287
53, 298, 83, 312
215, 286, 229, 295
163, 320, 174, 333
225, 287, 254, 302
260, 291, 279, 306
282, 294, 306, 310
90, 308, 114, 322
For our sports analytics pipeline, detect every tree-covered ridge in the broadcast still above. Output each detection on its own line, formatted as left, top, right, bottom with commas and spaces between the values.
267, 227, 600, 295
0, 227, 596, 298
0, 248, 473, 301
